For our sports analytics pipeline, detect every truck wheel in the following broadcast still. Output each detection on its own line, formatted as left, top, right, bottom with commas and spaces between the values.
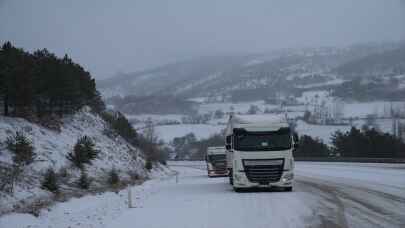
284, 186, 293, 192
233, 187, 243, 193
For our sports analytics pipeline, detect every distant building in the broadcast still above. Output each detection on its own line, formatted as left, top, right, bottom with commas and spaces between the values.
309, 98, 345, 125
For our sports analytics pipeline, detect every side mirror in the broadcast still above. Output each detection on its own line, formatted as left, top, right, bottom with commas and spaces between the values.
293, 133, 299, 142
225, 145, 231, 150
293, 143, 299, 149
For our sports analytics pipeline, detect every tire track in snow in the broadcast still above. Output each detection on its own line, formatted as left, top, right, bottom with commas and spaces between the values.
296, 176, 405, 228
296, 178, 350, 228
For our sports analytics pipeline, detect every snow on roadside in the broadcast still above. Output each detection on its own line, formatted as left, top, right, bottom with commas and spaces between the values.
0, 108, 171, 215
106, 165, 321, 228
0, 175, 174, 228
296, 162, 405, 191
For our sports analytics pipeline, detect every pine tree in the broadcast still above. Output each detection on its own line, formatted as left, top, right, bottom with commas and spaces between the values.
78, 170, 91, 189
294, 135, 330, 157
66, 136, 99, 169
41, 168, 59, 193
145, 159, 152, 170
1, 42, 106, 119
6, 131, 36, 166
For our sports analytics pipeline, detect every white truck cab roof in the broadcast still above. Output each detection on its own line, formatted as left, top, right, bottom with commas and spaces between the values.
207, 146, 226, 155
225, 114, 289, 135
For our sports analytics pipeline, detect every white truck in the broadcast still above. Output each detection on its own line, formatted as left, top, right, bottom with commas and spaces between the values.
205, 146, 228, 177
225, 114, 297, 192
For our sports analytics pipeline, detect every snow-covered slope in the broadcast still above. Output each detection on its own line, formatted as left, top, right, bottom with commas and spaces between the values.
0, 108, 171, 215
98, 42, 402, 101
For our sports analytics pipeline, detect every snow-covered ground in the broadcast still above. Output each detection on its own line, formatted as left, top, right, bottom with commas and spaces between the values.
343, 101, 405, 118
3, 161, 404, 228
131, 100, 404, 145
198, 100, 275, 114
0, 176, 174, 228
0, 108, 169, 215
127, 114, 185, 124
154, 124, 224, 143
295, 120, 351, 144
295, 78, 346, 89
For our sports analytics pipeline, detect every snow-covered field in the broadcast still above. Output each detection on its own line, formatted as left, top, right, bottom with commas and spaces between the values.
198, 100, 275, 114
121, 88, 405, 146
343, 101, 405, 118
3, 161, 404, 228
154, 124, 224, 143
295, 120, 351, 144
127, 114, 185, 124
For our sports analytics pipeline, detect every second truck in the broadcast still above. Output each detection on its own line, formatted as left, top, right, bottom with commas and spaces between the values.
206, 146, 228, 177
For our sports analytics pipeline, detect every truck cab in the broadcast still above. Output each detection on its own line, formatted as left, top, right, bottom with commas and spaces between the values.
225, 114, 296, 192
206, 146, 228, 177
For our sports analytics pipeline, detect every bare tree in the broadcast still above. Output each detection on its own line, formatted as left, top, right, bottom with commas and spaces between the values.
144, 118, 158, 144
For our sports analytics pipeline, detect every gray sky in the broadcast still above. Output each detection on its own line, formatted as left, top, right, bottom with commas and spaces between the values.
0, 0, 404, 78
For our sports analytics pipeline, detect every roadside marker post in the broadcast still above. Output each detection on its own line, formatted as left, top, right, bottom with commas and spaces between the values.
128, 187, 133, 208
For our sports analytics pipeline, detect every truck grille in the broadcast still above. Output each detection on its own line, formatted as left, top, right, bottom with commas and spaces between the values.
242, 159, 284, 184
213, 161, 226, 170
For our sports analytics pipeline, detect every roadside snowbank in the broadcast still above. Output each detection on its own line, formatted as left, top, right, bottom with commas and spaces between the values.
0, 109, 171, 215
0, 176, 173, 228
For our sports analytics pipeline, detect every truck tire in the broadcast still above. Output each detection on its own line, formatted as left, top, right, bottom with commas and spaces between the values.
229, 169, 233, 185
233, 187, 243, 193
284, 186, 293, 192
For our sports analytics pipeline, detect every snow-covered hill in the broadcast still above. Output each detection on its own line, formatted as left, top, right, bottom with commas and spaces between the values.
0, 108, 172, 215
98, 42, 402, 101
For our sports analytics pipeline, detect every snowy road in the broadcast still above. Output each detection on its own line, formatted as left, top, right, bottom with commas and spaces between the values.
1, 162, 405, 228
106, 162, 405, 228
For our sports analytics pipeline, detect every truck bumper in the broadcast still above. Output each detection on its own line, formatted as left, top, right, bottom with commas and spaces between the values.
233, 170, 294, 188
208, 169, 229, 177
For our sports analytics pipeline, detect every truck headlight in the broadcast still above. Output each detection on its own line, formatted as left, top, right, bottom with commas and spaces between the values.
282, 173, 294, 182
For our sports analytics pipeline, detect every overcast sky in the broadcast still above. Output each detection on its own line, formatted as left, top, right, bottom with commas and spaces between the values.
0, 0, 404, 79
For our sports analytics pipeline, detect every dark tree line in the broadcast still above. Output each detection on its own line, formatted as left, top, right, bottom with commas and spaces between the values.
0, 42, 104, 118
171, 133, 224, 160
294, 127, 405, 158
101, 111, 138, 145
331, 127, 405, 158
332, 78, 405, 102
293, 135, 330, 158
107, 95, 196, 115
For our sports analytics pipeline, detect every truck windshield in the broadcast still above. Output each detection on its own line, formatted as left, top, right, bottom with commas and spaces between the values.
207, 154, 226, 162
234, 128, 292, 151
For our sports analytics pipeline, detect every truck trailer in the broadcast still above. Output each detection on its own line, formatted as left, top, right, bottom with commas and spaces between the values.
225, 114, 296, 192
206, 146, 228, 177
